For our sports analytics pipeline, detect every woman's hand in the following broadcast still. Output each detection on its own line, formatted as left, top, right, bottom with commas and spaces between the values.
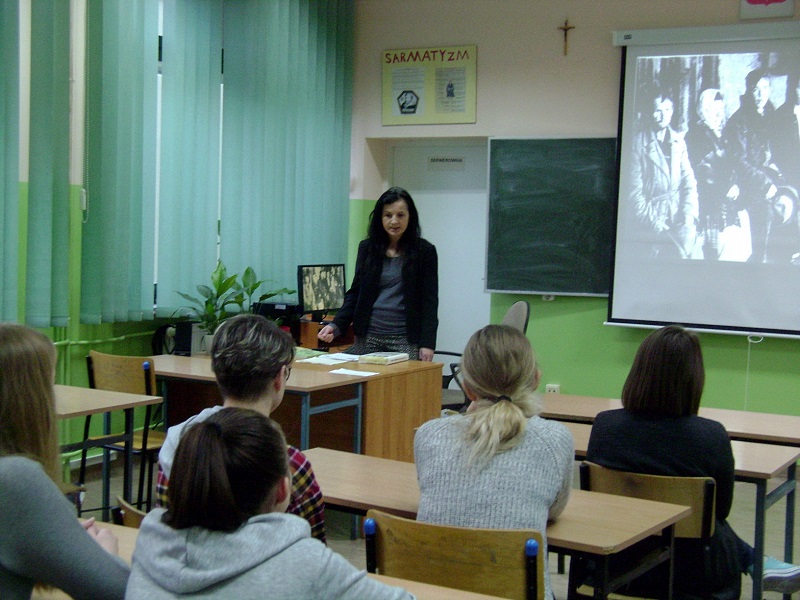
419, 347, 434, 361
82, 518, 119, 555
317, 325, 336, 343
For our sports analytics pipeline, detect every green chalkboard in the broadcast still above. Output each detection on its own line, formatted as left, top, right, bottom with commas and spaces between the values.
487, 138, 617, 295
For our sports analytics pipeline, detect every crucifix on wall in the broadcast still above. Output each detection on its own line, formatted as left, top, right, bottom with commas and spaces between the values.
558, 19, 575, 56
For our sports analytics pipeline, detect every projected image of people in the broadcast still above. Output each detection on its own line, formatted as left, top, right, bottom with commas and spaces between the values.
622, 54, 800, 265
629, 84, 700, 259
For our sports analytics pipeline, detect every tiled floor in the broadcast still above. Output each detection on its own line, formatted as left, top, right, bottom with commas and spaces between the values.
78, 459, 799, 598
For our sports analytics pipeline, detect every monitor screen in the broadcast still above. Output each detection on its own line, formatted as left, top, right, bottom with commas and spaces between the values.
297, 263, 346, 320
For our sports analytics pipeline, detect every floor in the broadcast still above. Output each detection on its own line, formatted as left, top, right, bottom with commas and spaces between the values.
77, 458, 799, 598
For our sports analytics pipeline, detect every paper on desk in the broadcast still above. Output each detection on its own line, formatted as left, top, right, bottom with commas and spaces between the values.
330, 368, 379, 377
327, 353, 359, 361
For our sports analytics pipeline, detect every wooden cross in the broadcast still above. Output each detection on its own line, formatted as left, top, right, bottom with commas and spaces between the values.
558, 19, 575, 56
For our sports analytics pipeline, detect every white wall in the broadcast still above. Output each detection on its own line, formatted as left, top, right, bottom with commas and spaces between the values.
349, 0, 793, 199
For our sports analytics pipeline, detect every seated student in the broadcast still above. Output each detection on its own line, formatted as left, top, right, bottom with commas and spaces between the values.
127, 408, 413, 599
156, 314, 326, 542
587, 325, 800, 597
0, 323, 129, 600
414, 324, 574, 600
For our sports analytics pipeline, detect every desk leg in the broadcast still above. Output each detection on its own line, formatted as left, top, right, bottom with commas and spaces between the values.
300, 392, 311, 450
353, 383, 363, 454
753, 480, 766, 600
122, 407, 134, 504
784, 462, 796, 600
102, 413, 111, 522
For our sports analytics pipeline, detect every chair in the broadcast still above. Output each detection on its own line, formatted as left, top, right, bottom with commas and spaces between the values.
436, 300, 531, 411
111, 495, 146, 528
363, 509, 544, 600
79, 350, 165, 513
436, 351, 469, 411
57, 480, 86, 513
568, 461, 716, 600
502, 300, 531, 333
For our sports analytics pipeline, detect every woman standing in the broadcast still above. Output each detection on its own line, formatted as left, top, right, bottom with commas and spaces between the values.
0, 323, 129, 600
414, 325, 574, 600
587, 325, 800, 597
317, 187, 438, 361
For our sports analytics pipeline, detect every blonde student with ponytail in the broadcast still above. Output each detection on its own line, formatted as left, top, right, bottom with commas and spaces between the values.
414, 324, 573, 600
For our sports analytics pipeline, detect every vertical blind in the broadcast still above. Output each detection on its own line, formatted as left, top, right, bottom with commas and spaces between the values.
219, 0, 354, 293
7, 0, 354, 325
26, 0, 71, 327
0, 0, 20, 321
154, 0, 223, 316
80, 0, 158, 324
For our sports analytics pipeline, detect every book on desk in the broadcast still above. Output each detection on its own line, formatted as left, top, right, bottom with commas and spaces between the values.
358, 352, 410, 365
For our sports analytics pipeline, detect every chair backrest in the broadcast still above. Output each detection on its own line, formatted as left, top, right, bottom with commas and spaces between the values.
501, 301, 530, 333
86, 350, 156, 396
580, 461, 715, 540
364, 509, 544, 600
112, 495, 146, 528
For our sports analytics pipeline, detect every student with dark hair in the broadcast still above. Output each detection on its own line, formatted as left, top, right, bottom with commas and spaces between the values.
128, 409, 412, 599
414, 325, 573, 600
587, 325, 800, 597
156, 313, 327, 542
0, 323, 129, 600
317, 186, 439, 361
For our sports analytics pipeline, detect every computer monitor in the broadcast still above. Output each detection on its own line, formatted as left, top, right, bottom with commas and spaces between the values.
297, 263, 346, 322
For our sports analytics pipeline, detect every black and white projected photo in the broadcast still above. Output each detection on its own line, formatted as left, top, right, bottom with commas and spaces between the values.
610, 26, 800, 336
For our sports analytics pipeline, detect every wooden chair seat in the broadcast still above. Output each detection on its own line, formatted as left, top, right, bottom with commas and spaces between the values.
79, 350, 164, 514
111, 495, 146, 528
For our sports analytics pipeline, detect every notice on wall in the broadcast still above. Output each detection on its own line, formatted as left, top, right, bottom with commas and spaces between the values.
739, 0, 794, 19
381, 45, 477, 126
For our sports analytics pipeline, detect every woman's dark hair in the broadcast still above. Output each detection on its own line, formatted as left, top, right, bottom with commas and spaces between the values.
622, 325, 705, 418
164, 408, 289, 532
366, 186, 421, 253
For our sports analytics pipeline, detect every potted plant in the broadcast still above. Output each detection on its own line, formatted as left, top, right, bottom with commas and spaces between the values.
177, 261, 294, 351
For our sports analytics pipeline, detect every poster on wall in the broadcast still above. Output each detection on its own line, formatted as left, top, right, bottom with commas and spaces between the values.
740, 0, 795, 19
381, 45, 477, 125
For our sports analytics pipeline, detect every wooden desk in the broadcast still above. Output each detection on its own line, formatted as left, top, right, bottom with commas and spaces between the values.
561, 420, 800, 600
31, 522, 507, 600
304, 447, 690, 598
541, 393, 800, 447
152, 354, 442, 462
55, 385, 162, 521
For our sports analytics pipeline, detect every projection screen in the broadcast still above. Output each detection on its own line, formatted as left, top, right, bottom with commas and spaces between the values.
609, 22, 800, 337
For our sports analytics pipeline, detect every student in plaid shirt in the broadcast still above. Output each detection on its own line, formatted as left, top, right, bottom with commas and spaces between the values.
155, 314, 326, 542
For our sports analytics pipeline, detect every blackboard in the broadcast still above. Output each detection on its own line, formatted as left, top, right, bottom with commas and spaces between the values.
487, 138, 617, 296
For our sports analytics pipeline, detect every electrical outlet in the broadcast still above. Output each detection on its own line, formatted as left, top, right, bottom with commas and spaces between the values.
545, 384, 560, 394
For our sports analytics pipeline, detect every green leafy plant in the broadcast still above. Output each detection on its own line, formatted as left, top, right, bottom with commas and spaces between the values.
177, 260, 294, 334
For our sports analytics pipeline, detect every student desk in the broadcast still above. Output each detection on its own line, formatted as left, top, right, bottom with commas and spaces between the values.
541, 393, 800, 447
304, 447, 691, 600
151, 354, 442, 462
562, 421, 799, 600
30, 522, 509, 600
55, 385, 162, 521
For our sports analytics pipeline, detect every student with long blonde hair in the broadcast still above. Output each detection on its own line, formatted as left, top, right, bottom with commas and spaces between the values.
414, 324, 573, 600
0, 323, 129, 599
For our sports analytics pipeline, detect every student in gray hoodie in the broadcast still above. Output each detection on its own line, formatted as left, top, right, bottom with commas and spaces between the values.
126, 408, 413, 600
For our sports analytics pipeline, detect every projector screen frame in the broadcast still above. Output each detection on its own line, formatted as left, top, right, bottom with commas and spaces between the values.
608, 22, 800, 339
